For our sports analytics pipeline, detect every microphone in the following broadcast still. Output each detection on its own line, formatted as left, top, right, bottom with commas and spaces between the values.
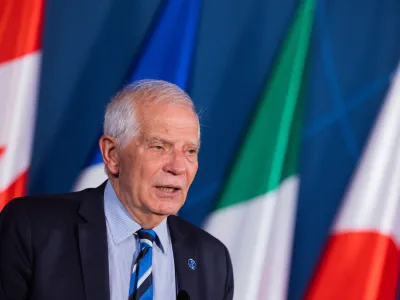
177, 290, 190, 300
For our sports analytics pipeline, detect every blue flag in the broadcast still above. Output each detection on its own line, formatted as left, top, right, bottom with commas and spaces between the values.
74, 0, 200, 190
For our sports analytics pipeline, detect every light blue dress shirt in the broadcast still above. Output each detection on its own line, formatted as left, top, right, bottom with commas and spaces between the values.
104, 181, 176, 300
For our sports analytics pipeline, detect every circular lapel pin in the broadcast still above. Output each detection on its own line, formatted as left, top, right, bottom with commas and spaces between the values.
188, 258, 196, 270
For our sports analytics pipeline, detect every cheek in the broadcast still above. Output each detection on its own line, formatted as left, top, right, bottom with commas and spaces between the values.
187, 163, 198, 185
121, 153, 147, 187
140, 157, 164, 181
119, 154, 135, 179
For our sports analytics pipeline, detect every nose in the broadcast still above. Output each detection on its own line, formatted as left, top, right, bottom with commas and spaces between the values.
163, 151, 186, 176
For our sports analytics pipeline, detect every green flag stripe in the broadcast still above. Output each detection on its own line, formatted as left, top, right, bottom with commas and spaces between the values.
215, 0, 315, 210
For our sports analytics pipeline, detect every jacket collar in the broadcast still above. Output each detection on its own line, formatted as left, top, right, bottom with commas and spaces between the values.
77, 181, 110, 300
168, 215, 200, 299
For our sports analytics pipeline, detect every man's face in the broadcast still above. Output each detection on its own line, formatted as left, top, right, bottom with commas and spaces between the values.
117, 101, 199, 217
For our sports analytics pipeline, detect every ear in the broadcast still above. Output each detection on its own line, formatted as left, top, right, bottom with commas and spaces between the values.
99, 135, 120, 176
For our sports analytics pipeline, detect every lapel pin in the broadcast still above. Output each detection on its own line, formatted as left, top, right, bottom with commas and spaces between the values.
188, 258, 196, 270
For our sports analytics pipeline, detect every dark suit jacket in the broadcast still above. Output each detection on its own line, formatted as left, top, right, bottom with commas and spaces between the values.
0, 183, 233, 300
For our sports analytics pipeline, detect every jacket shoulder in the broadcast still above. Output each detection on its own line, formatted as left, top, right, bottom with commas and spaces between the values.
1, 187, 101, 224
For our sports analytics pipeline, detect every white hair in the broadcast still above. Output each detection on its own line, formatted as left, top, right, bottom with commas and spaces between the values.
103, 79, 199, 147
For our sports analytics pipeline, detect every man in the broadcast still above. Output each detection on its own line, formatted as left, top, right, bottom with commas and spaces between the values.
0, 80, 234, 300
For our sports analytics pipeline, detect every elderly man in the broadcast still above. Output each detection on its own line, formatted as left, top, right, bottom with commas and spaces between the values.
0, 80, 234, 300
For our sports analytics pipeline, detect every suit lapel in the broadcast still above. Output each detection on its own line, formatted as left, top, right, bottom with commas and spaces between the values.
78, 182, 110, 300
168, 216, 200, 299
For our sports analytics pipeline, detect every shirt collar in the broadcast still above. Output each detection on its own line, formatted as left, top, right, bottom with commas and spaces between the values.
103, 180, 170, 254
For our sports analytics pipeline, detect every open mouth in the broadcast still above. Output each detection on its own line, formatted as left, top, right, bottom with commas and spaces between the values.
155, 186, 181, 193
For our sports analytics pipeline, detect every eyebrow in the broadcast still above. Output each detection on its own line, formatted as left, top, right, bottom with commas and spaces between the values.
147, 135, 200, 148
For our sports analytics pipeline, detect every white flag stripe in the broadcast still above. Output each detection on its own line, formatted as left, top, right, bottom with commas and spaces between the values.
0, 52, 41, 190
334, 64, 400, 247
258, 177, 299, 300
204, 176, 298, 300
73, 163, 107, 191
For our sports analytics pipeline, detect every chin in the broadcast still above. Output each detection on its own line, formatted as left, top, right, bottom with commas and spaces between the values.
151, 198, 183, 216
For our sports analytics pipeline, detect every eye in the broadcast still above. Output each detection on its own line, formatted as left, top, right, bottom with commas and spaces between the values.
187, 149, 198, 155
152, 145, 164, 151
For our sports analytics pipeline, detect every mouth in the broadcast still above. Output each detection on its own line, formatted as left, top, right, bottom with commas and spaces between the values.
154, 185, 182, 194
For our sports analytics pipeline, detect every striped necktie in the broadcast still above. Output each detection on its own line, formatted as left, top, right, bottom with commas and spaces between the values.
129, 229, 157, 300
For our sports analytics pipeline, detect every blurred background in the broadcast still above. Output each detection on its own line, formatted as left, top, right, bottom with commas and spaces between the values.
1, 0, 400, 299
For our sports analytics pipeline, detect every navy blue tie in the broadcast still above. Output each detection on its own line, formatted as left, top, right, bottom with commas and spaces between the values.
129, 229, 157, 300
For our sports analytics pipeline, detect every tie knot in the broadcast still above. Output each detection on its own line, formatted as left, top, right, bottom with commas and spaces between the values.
137, 229, 157, 248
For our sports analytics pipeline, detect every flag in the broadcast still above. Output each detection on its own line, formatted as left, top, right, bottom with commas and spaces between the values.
203, 0, 315, 298
73, 0, 200, 191
304, 63, 400, 300
0, 0, 44, 210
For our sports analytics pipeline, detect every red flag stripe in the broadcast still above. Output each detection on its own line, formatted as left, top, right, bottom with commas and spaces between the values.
0, 171, 28, 211
0, 0, 44, 64
305, 231, 400, 300
0, 0, 43, 209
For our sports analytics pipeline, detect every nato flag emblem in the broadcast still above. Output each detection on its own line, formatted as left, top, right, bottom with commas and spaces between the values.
188, 258, 196, 270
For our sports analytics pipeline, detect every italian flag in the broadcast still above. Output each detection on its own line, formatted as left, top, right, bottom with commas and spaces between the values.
203, 0, 315, 299
0, 0, 44, 210
305, 63, 400, 300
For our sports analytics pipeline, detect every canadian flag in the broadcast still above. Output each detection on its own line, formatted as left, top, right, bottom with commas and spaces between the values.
305, 64, 400, 300
0, 1, 44, 210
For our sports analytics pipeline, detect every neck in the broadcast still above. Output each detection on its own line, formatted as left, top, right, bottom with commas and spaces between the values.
127, 208, 166, 229
109, 179, 166, 229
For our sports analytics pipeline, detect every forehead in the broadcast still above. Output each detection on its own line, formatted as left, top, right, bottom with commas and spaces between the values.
137, 102, 200, 141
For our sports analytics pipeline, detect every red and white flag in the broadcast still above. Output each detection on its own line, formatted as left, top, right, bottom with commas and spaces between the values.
305, 63, 400, 300
0, 0, 44, 210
